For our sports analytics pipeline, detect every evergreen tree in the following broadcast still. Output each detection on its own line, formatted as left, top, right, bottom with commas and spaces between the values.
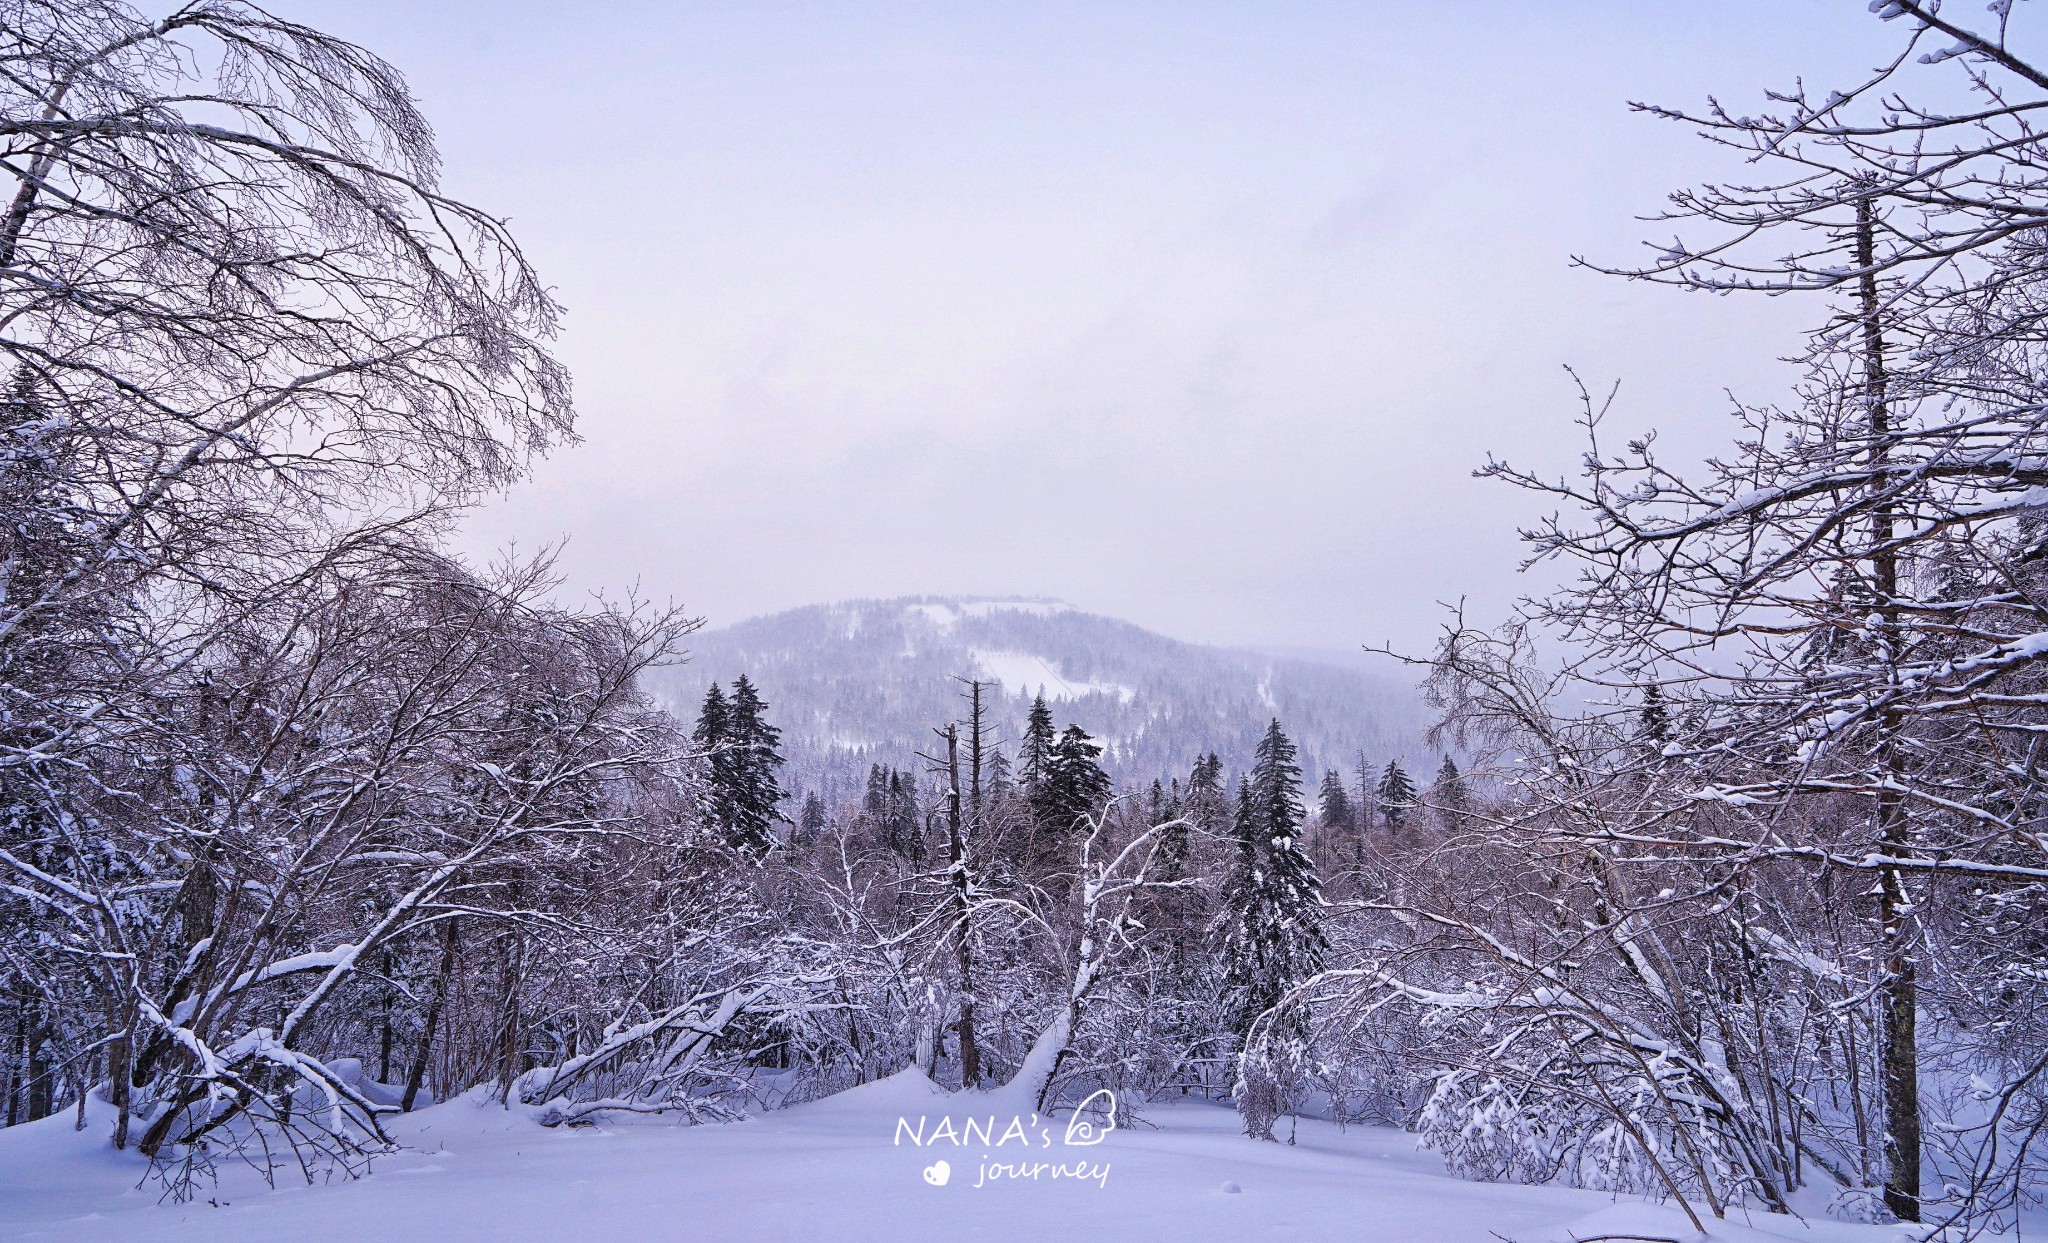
1219, 721, 1327, 1040
886, 769, 922, 863
1217, 780, 1267, 1039
861, 763, 920, 861
694, 683, 738, 842
723, 675, 788, 855
1184, 752, 1226, 833
1248, 722, 1323, 975
1148, 777, 1188, 878
1317, 768, 1354, 834
1639, 682, 1672, 750
861, 764, 889, 826
1376, 759, 1416, 835
985, 747, 1013, 803
796, 791, 827, 842
1431, 756, 1468, 831
1019, 694, 1055, 801
1037, 723, 1111, 834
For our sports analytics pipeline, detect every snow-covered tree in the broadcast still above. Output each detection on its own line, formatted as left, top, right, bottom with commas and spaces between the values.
1225, 721, 1327, 1138
1039, 724, 1113, 836
1317, 768, 1355, 834
1375, 761, 1416, 835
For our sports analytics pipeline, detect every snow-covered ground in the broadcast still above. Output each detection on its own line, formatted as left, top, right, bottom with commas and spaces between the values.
968, 647, 1137, 703
0, 1074, 1917, 1243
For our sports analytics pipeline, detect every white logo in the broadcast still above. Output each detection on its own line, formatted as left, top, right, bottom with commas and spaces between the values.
896, 1092, 1117, 1189
1062, 1089, 1117, 1146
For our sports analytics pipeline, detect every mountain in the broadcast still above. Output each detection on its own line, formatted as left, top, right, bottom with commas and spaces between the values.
646, 595, 1431, 810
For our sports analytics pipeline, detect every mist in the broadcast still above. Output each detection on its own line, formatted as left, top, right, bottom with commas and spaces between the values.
255, 0, 1891, 652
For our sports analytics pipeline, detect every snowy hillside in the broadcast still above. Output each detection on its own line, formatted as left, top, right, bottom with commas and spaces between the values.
0, 1076, 1919, 1243
648, 596, 1430, 804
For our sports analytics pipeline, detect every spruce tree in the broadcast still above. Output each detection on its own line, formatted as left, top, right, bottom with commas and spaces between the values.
1184, 752, 1225, 833
694, 683, 737, 842
694, 678, 786, 855
1019, 694, 1055, 801
1317, 768, 1354, 834
886, 769, 922, 863
985, 747, 1013, 803
861, 763, 889, 828
1639, 683, 1672, 752
725, 675, 788, 855
1038, 723, 1111, 834
1150, 777, 1187, 878
1432, 756, 1468, 831
797, 791, 827, 842
1217, 779, 1268, 1039
1218, 721, 1327, 1040
1376, 759, 1416, 835
1248, 720, 1325, 992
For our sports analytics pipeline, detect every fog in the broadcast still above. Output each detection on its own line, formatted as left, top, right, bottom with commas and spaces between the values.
290, 0, 1896, 652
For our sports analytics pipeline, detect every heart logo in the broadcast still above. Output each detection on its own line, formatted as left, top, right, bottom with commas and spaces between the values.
922, 1159, 951, 1187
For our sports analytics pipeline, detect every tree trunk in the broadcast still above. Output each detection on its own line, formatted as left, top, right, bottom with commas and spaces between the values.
379, 948, 395, 1083
1857, 194, 1920, 1224
403, 918, 460, 1112
945, 725, 980, 1089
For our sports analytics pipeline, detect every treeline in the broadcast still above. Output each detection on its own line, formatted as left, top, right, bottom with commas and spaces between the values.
737, 682, 1449, 1111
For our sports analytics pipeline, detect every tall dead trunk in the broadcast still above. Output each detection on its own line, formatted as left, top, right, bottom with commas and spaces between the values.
1856, 194, 1921, 1224
945, 725, 980, 1088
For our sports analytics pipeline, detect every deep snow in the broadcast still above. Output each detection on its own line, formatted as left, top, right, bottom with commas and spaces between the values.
0, 1073, 1920, 1243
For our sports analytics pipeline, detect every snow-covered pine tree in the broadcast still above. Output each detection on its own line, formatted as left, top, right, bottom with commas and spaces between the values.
1249, 720, 1325, 995
1317, 768, 1355, 834
1217, 779, 1268, 1041
1225, 721, 1328, 1139
1375, 760, 1416, 835
796, 791, 827, 843
1185, 752, 1225, 832
694, 683, 738, 840
985, 747, 1013, 802
1220, 721, 1327, 1038
726, 675, 789, 855
1430, 756, 1466, 830
1638, 683, 1670, 751
691, 678, 788, 855
876, 768, 923, 864
1038, 724, 1112, 835
1019, 693, 1055, 800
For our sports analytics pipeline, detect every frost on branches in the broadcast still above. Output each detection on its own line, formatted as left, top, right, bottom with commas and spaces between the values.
1268, 4, 2048, 1233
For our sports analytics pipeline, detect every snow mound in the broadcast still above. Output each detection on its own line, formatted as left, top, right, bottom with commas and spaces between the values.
775, 1068, 951, 1124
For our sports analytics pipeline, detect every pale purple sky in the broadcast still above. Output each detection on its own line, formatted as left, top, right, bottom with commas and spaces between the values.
287, 0, 1895, 651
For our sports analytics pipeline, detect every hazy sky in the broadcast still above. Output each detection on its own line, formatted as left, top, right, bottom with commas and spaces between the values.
290, 1, 1901, 652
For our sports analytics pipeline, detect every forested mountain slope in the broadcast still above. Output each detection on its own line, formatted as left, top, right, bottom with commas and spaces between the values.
648, 596, 1427, 805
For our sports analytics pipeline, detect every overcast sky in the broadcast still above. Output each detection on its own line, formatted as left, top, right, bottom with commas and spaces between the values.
291, 0, 1903, 653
